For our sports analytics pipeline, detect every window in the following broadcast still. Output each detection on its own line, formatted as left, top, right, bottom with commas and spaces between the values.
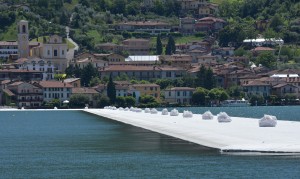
47, 50, 50, 55
169, 91, 171, 97
177, 91, 180, 96
62, 50, 64, 55
54, 50, 58, 57
22, 25, 26, 33
61, 93, 63, 98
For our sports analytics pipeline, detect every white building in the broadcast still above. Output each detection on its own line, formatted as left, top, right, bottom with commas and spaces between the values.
15, 57, 55, 80
164, 87, 195, 105
37, 81, 72, 103
0, 41, 18, 60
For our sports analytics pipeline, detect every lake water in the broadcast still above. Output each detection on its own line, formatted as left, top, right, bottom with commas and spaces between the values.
0, 108, 300, 178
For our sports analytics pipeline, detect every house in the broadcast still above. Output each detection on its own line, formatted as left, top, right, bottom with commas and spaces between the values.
186, 49, 209, 62
4, 82, 43, 108
272, 83, 299, 98
0, 41, 40, 60
226, 56, 250, 66
195, 16, 229, 32
179, 17, 196, 34
159, 54, 192, 67
122, 39, 150, 55
212, 47, 235, 59
197, 3, 219, 17
37, 81, 72, 103
94, 53, 125, 63
164, 87, 195, 105
0, 80, 11, 105
99, 65, 186, 80
71, 55, 108, 69
95, 43, 124, 53
251, 47, 276, 56
131, 84, 160, 99
0, 69, 43, 81
71, 87, 99, 107
196, 54, 217, 64
242, 80, 271, 98
64, 78, 81, 88
115, 21, 171, 35
14, 57, 55, 80
179, 0, 206, 11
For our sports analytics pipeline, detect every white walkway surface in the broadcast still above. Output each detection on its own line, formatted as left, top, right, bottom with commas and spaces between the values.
84, 109, 300, 154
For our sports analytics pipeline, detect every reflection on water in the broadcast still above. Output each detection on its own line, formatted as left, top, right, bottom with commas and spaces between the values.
0, 110, 300, 178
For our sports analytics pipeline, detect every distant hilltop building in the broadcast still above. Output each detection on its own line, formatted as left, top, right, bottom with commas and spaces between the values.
243, 38, 284, 47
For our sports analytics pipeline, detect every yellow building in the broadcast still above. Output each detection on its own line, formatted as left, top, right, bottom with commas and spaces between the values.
131, 84, 160, 99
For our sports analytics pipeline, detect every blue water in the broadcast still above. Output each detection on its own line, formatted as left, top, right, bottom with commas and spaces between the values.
0, 109, 300, 178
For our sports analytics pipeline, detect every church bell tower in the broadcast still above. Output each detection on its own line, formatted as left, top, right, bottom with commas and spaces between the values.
17, 20, 29, 58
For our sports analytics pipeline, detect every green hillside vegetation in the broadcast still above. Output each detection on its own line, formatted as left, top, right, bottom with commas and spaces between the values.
0, 0, 299, 57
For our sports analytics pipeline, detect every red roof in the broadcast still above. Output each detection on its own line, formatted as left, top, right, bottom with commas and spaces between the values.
39, 81, 73, 88
252, 47, 275, 51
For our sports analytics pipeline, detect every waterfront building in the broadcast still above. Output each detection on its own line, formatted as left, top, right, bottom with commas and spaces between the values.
36, 81, 72, 103
164, 87, 195, 105
3, 81, 43, 108
131, 84, 160, 99
99, 65, 186, 80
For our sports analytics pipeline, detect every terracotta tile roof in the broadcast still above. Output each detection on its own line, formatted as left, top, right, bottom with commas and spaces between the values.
118, 21, 169, 26
198, 17, 226, 23
99, 65, 185, 72
243, 80, 270, 87
72, 87, 98, 94
123, 38, 149, 42
252, 47, 275, 51
132, 84, 160, 87
273, 83, 297, 88
2, 89, 15, 96
114, 81, 132, 85
115, 85, 129, 90
166, 87, 195, 91
64, 78, 80, 83
0, 69, 42, 73
39, 81, 73, 88
8, 81, 24, 86
0, 80, 11, 85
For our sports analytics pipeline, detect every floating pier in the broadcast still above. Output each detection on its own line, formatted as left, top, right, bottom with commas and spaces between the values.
84, 108, 300, 155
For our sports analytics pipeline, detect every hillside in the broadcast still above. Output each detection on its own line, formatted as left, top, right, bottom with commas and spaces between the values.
0, 0, 299, 51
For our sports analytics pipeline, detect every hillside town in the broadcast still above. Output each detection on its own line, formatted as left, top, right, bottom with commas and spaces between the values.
0, 0, 299, 108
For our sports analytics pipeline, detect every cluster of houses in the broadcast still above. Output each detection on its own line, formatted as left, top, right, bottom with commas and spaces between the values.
0, 18, 296, 108
142, 0, 218, 18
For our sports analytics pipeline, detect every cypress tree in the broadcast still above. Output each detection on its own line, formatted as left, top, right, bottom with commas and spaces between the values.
165, 35, 175, 55
156, 34, 163, 55
107, 73, 116, 104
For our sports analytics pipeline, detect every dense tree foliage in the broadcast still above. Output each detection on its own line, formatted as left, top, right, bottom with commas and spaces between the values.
107, 74, 116, 104
69, 94, 90, 108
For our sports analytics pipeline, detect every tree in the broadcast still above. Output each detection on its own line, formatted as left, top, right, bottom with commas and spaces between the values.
89, 77, 101, 87
205, 67, 215, 90
81, 63, 98, 87
196, 65, 206, 88
97, 95, 110, 108
192, 87, 208, 106
256, 52, 276, 69
69, 94, 89, 108
165, 35, 176, 55
116, 96, 126, 107
156, 34, 163, 55
125, 96, 136, 107
107, 74, 116, 104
